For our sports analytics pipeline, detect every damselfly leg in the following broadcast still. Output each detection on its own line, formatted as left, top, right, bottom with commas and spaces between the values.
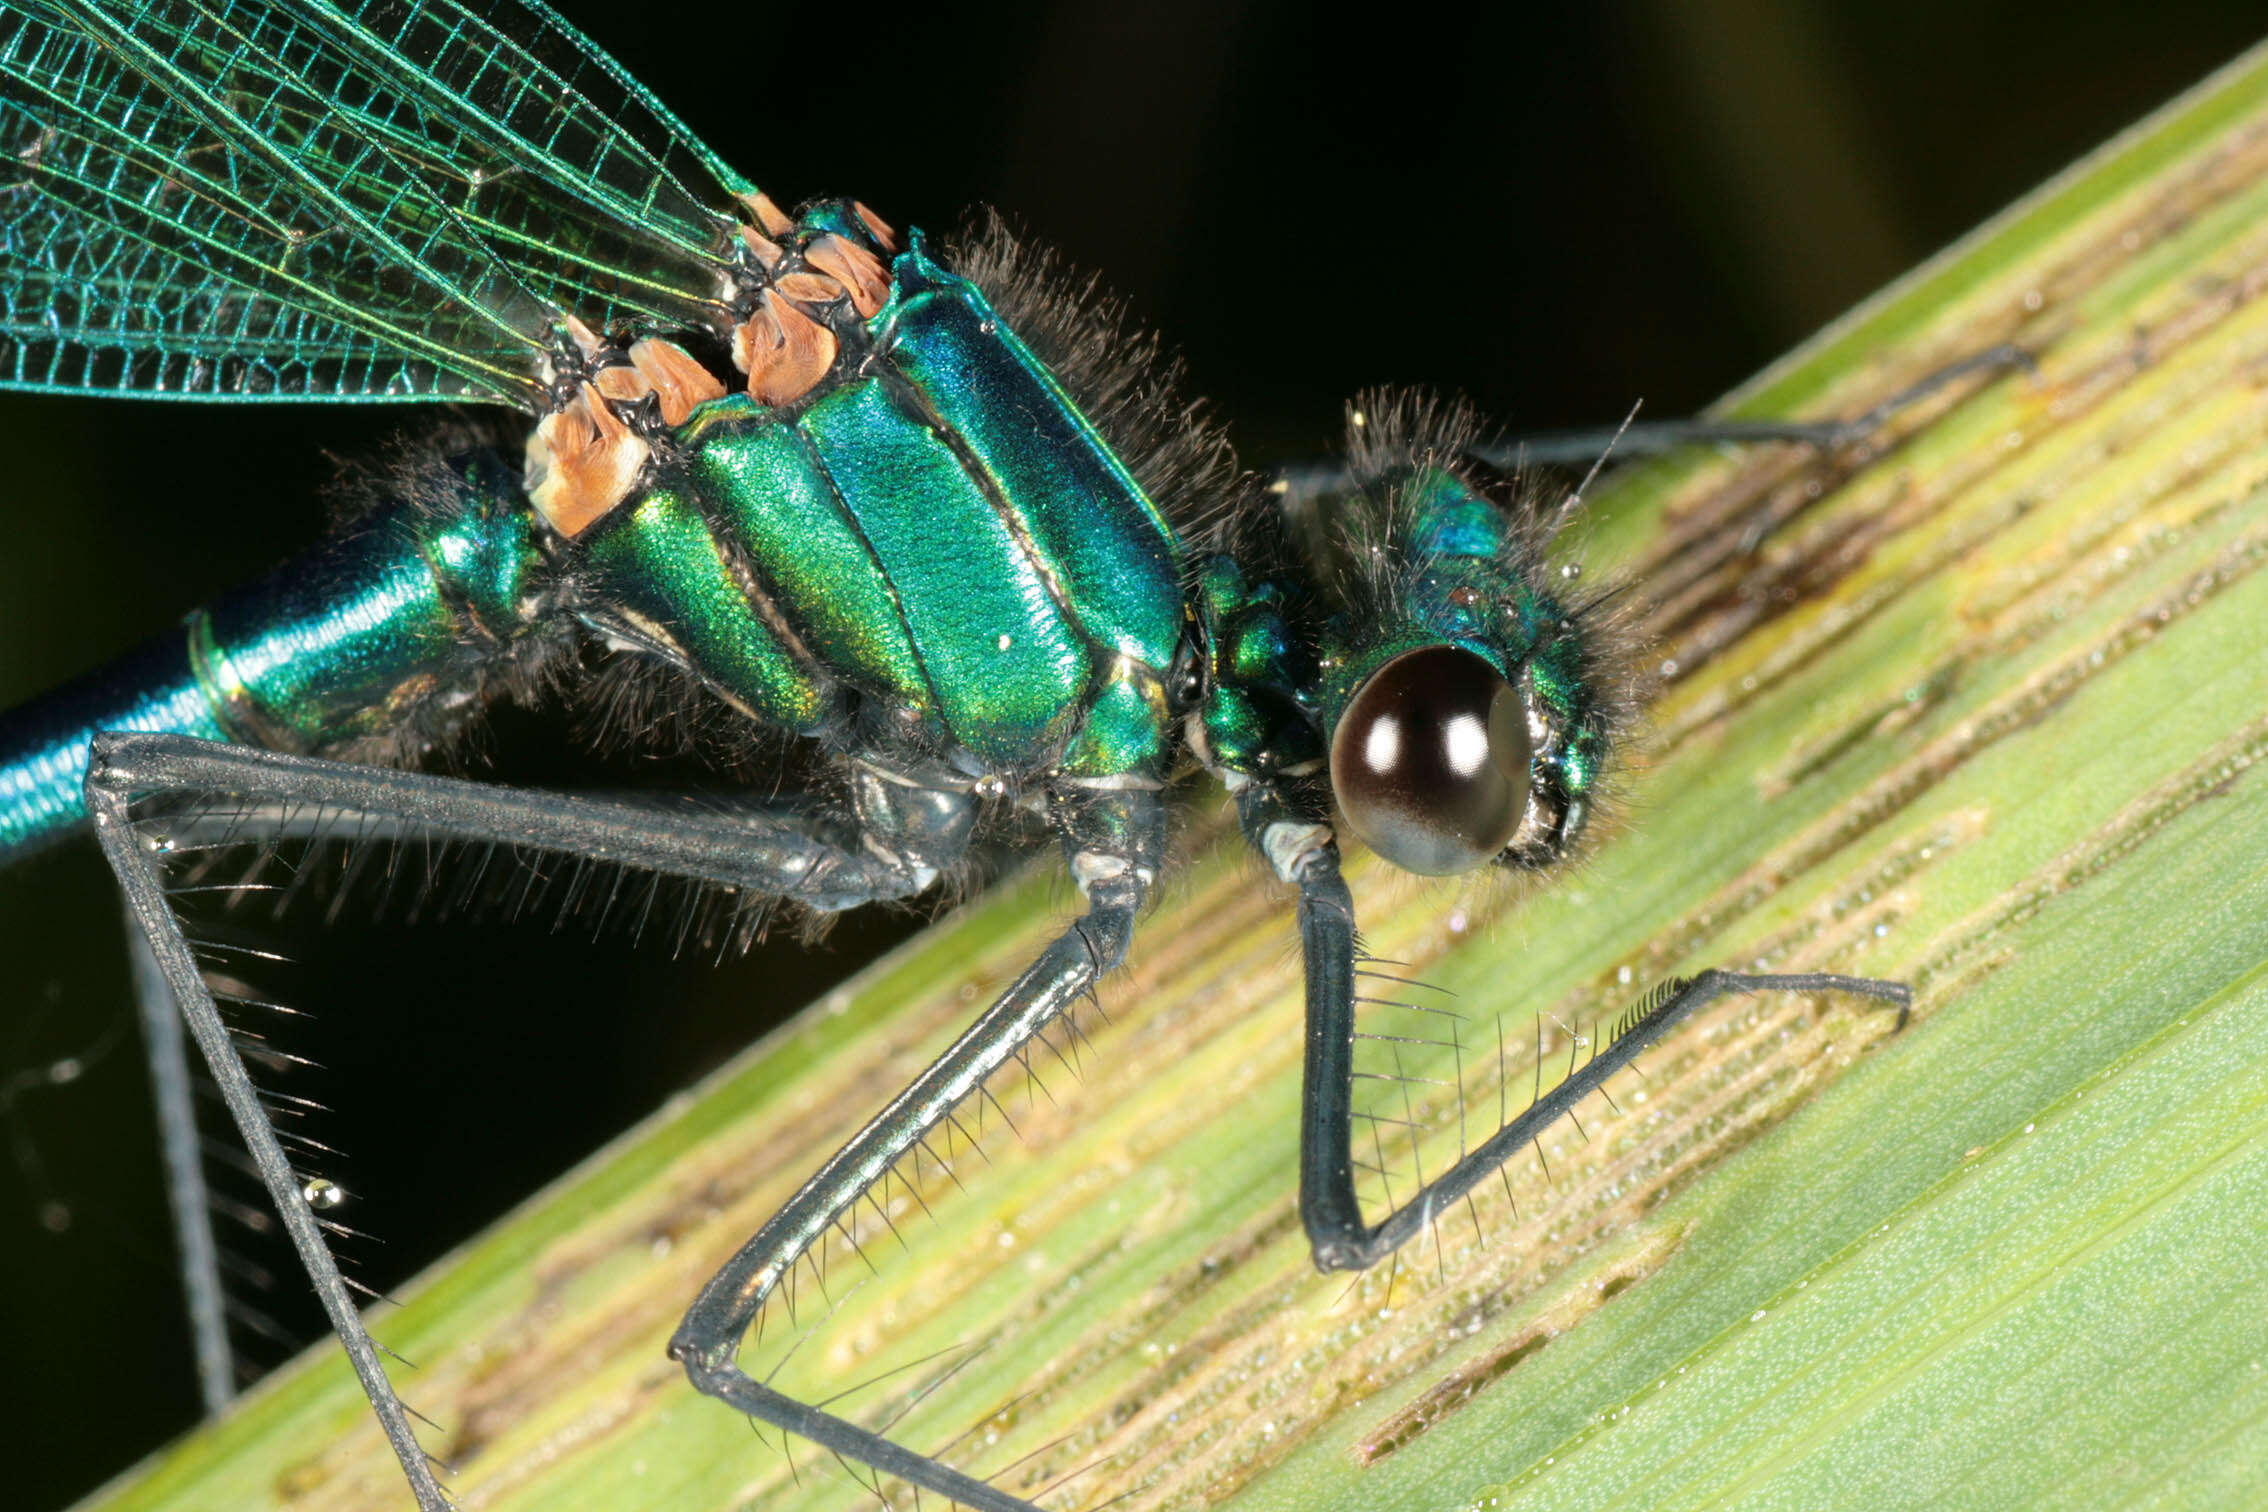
1230, 771, 1908, 1273
88, 732, 989, 1511
124, 919, 234, 1415
87, 344, 1975, 1508
669, 790, 1162, 1512
1268, 343, 2037, 509
93, 702, 1908, 1512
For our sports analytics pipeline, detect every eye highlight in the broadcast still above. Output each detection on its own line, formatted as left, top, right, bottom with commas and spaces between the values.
1328, 646, 1531, 876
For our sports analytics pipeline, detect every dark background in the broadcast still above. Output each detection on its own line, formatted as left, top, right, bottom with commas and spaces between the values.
2, 2, 2260, 1506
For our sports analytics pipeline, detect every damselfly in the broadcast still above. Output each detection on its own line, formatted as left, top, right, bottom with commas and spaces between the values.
0, 3, 2064, 1508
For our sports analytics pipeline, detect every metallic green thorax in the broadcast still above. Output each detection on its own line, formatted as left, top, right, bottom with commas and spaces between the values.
577, 237, 1186, 780
0, 216, 1602, 865
1191, 555, 1321, 777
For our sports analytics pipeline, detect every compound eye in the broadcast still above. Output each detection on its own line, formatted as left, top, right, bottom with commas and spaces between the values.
1329, 646, 1531, 876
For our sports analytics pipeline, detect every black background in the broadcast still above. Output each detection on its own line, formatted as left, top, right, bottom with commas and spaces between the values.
2, 3, 2261, 1506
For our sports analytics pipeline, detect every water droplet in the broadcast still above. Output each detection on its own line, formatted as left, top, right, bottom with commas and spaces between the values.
302, 1178, 346, 1210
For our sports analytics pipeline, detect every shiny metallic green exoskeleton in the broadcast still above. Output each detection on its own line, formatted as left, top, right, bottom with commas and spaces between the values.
578, 237, 1184, 780
561, 221, 1611, 865
0, 7, 1638, 1507
1, 216, 1609, 873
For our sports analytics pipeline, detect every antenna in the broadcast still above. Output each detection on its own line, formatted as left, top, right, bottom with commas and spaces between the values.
1558, 398, 1643, 529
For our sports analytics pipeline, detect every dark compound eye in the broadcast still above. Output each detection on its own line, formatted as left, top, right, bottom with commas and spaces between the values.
1329, 646, 1532, 876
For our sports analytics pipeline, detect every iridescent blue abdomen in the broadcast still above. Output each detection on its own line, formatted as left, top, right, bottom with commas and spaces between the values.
0, 452, 546, 861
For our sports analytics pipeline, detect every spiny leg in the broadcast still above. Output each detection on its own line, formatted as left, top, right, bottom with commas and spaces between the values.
1466, 342, 2037, 467
86, 732, 970, 1511
1266, 342, 2035, 506
1235, 779, 1908, 1273
94, 768, 449, 1507
124, 908, 235, 1414
670, 787, 1167, 1512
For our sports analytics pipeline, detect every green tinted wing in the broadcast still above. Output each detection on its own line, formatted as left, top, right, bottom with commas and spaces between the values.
0, 0, 756, 404
336, 0, 759, 293
211, 0, 753, 337
2, 0, 546, 401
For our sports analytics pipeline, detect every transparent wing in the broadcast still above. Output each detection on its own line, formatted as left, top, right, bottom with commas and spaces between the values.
204, 0, 752, 334
1, 0, 547, 402
340, 0, 760, 276
0, 0, 755, 404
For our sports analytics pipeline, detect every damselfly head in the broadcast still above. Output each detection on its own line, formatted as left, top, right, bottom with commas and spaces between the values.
1328, 643, 1532, 874
1309, 395, 1630, 878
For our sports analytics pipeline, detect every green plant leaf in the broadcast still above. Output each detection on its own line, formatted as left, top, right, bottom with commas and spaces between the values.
85, 38, 2268, 1512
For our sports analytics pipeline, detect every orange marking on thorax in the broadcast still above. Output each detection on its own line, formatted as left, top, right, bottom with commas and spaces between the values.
723, 196, 898, 407
733, 289, 837, 407
737, 189, 795, 238
525, 382, 651, 538
629, 339, 727, 426
805, 235, 889, 318
738, 222, 784, 271
851, 201, 898, 254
